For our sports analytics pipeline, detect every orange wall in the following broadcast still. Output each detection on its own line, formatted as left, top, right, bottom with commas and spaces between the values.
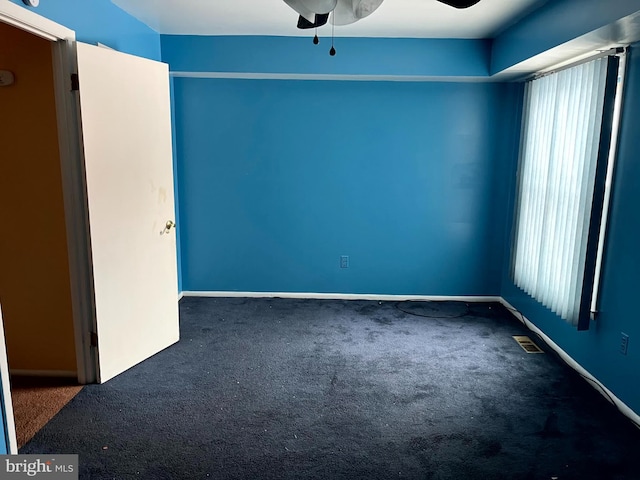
0, 22, 77, 373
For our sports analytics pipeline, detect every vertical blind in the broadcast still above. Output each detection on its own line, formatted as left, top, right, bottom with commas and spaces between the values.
511, 57, 610, 327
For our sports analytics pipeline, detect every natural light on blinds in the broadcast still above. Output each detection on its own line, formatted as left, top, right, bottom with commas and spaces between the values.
511, 57, 609, 327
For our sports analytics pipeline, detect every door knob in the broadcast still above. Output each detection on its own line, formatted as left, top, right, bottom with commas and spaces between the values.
160, 220, 176, 235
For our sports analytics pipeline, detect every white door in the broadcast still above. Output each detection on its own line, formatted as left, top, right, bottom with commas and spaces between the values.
76, 42, 179, 383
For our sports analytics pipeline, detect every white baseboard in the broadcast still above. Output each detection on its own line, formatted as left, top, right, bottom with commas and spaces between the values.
178, 291, 185, 301
181, 291, 502, 303
10, 369, 77, 378
499, 298, 640, 429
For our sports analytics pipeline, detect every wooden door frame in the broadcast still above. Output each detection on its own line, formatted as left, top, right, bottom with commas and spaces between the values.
0, 3, 98, 396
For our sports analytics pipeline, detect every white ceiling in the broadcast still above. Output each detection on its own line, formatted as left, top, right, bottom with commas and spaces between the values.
110, 0, 549, 38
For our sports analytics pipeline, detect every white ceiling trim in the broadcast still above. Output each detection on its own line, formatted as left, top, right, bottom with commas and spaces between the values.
169, 71, 494, 82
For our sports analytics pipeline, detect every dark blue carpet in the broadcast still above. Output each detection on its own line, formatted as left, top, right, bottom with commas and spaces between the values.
21, 298, 640, 479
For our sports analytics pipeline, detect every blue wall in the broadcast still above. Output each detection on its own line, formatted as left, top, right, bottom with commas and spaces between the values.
174, 77, 519, 294
501, 45, 640, 414
162, 36, 490, 78
9, 0, 161, 60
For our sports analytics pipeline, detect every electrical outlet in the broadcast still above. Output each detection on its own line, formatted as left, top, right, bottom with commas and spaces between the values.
340, 255, 349, 269
620, 333, 629, 355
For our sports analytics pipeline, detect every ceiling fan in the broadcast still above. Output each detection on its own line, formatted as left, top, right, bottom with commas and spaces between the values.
284, 0, 482, 29
284, 0, 482, 54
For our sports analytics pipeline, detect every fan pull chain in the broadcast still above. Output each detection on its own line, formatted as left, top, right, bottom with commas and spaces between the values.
313, 26, 319, 44
329, 11, 336, 56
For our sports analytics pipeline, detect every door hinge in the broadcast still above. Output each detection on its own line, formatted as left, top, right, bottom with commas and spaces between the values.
71, 73, 79, 91
90, 331, 98, 348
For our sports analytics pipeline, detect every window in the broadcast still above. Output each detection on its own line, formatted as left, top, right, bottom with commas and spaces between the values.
511, 54, 623, 330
